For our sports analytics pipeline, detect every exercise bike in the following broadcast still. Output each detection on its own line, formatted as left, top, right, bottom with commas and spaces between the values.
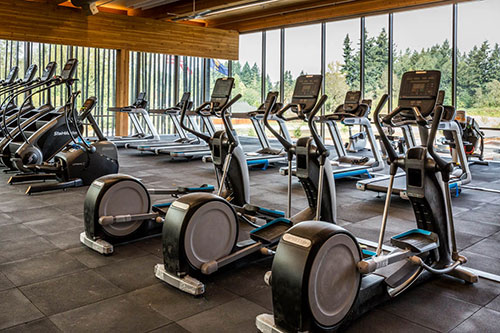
154, 75, 337, 295
8, 94, 120, 194
256, 70, 478, 333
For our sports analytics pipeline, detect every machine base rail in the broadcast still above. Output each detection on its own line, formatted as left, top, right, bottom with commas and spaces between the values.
154, 264, 205, 295
79, 232, 114, 255
256, 314, 287, 333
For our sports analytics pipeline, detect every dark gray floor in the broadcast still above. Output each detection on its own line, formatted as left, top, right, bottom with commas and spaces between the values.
1, 145, 500, 332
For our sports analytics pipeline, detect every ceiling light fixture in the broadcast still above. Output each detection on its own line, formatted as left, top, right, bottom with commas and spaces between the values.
172, 0, 279, 21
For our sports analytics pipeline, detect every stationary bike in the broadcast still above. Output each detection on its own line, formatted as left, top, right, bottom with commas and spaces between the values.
154, 75, 337, 295
256, 70, 478, 333
8, 95, 120, 194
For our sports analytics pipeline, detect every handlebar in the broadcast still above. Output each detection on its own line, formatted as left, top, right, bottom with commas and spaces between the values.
179, 99, 211, 143
263, 95, 292, 152
308, 95, 329, 158
221, 94, 242, 146
373, 94, 398, 163
426, 105, 453, 180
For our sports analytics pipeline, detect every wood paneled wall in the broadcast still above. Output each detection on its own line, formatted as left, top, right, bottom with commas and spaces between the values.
0, 0, 239, 60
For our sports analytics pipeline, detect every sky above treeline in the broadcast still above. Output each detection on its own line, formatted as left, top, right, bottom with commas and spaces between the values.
237, 0, 500, 81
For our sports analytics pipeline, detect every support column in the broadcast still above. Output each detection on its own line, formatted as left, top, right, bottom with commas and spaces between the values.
115, 49, 130, 136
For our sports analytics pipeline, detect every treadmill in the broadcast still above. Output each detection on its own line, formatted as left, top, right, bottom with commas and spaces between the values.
203, 91, 290, 168
126, 92, 200, 152
159, 77, 233, 159
357, 87, 472, 199
107, 92, 166, 147
281, 91, 384, 179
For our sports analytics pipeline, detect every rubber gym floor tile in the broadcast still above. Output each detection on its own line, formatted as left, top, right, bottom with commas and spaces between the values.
0, 223, 39, 241
381, 286, 480, 332
486, 294, 500, 312
65, 244, 149, 269
148, 323, 190, 333
1, 318, 61, 333
49, 294, 171, 333
422, 275, 500, 306
243, 286, 273, 311
0, 212, 20, 225
0, 271, 14, 291
462, 251, 500, 276
213, 262, 271, 297
454, 208, 500, 226
337, 200, 384, 223
451, 307, 500, 332
176, 297, 267, 333
455, 232, 484, 251
344, 309, 436, 333
126, 282, 237, 321
43, 226, 85, 250
134, 237, 163, 258
0, 251, 85, 286
20, 270, 124, 316
94, 254, 161, 292
465, 238, 500, 258
7, 206, 68, 223
453, 218, 500, 237
0, 235, 58, 264
0, 288, 44, 330
22, 215, 81, 235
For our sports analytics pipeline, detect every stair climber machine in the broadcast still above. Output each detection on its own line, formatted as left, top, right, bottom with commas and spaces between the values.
357, 87, 472, 199
127, 92, 199, 152
8, 95, 119, 194
154, 75, 337, 296
0, 66, 20, 100
0, 62, 59, 170
255, 70, 478, 333
160, 78, 231, 159
0, 64, 39, 133
79, 98, 216, 255
106, 92, 165, 148
5, 59, 79, 173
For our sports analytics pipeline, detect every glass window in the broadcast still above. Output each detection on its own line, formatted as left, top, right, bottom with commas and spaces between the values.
393, 6, 452, 106
265, 29, 280, 96
180, 56, 204, 107
284, 24, 321, 102
458, 0, 500, 160
233, 32, 262, 109
325, 19, 360, 112
364, 15, 389, 107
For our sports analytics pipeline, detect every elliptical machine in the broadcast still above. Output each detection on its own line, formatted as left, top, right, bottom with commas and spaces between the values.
256, 70, 478, 333
154, 75, 337, 295
8, 94, 119, 194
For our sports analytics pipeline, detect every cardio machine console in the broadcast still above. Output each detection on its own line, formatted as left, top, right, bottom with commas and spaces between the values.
41, 62, 57, 82
343, 91, 362, 112
291, 75, 322, 114
22, 64, 38, 83
61, 58, 79, 80
4, 66, 19, 85
210, 77, 235, 111
133, 92, 148, 109
398, 70, 440, 119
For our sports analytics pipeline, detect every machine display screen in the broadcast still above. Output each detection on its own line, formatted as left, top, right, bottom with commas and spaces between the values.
212, 79, 233, 98
294, 76, 321, 98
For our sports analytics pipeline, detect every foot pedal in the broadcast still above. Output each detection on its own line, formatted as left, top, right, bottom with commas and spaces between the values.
154, 264, 205, 295
250, 218, 292, 244
80, 232, 114, 255
390, 229, 439, 254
